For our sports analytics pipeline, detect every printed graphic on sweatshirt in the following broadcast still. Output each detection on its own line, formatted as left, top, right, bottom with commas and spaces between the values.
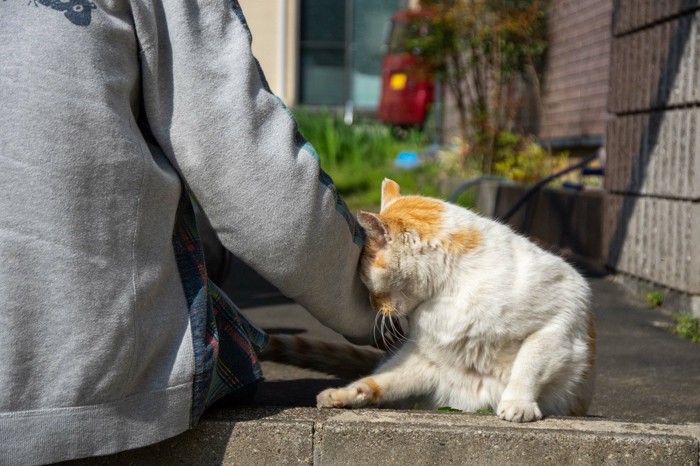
28, 0, 97, 26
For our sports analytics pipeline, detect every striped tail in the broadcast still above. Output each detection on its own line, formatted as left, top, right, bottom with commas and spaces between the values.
258, 334, 383, 379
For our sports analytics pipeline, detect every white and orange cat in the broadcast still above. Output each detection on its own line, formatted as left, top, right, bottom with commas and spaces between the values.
264, 179, 595, 422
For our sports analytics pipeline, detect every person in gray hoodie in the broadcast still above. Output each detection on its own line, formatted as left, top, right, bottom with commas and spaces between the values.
0, 1, 379, 464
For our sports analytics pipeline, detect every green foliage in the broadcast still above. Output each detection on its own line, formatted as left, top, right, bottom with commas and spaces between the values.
672, 312, 700, 343
404, 0, 549, 174
437, 406, 463, 413
293, 109, 444, 212
437, 406, 494, 414
646, 291, 665, 308
492, 130, 568, 184
294, 108, 423, 170
330, 162, 445, 212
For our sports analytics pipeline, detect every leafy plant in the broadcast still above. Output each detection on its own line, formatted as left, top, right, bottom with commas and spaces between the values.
646, 291, 664, 308
492, 130, 568, 183
437, 406, 463, 413
437, 406, 494, 414
408, 0, 549, 174
293, 108, 424, 170
293, 109, 451, 212
672, 312, 700, 343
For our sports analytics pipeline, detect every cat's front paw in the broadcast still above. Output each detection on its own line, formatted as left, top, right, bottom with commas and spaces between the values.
317, 381, 378, 409
497, 400, 543, 422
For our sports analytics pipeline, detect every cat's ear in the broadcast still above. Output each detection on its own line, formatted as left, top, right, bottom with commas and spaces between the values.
380, 178, 401, 213
357, 211, 389, 247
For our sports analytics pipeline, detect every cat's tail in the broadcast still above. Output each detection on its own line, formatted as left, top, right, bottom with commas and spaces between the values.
258, 334, 383, 379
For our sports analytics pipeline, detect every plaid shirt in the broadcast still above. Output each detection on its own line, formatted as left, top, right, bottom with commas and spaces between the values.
172, 187, 268, 425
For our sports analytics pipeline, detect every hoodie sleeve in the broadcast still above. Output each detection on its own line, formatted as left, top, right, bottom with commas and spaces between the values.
132, 0, 376, 344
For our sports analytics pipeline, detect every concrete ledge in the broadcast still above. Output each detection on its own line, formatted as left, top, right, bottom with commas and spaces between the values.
68, 408, 700, 465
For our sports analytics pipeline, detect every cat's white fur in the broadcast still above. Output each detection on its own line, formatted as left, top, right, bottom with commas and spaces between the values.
317, 179, 594, 422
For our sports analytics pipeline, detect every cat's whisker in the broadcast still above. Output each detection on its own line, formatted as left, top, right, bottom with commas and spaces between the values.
381, 315, 393, 354
384, 314, 409, 354
387, 315, 414, 344
375, 312, 385, 345
379, 313, 391, 344
372, 311, 384, 348
372, 310, 381, 333
380, 314, 399, 355
386, 314, 399, 338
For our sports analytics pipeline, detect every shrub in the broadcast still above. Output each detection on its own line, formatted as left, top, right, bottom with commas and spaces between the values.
492, 130, 568, 184
672, 312, 700, 344
293, 109, 443, 211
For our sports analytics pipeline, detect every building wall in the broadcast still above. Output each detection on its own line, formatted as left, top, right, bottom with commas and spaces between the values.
239, 0, 300, 106
240, 0, 396, 110
604, 2, 700, 316
538, 0, 612, 146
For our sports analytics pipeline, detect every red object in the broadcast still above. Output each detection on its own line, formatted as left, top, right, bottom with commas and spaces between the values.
378, 9, 435, 128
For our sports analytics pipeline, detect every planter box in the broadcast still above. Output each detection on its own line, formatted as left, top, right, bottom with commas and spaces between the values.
482, 183, 605, 271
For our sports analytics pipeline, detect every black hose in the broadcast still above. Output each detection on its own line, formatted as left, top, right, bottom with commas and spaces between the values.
447, 176, 508, 203
497, 152, 599, 222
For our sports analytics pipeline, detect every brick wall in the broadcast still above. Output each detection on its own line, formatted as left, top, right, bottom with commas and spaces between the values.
604, 1, 700, 316
538, 0, 612, 144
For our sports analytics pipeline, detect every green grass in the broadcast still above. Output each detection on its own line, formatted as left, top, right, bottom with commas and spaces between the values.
293, 109, 448, 212
294, 108, 424, 168
330, 163, 447, 212
436, 406, 463, 413
672, 312, 700, 343
646, 291, 664, 308
436, 406, 494, 414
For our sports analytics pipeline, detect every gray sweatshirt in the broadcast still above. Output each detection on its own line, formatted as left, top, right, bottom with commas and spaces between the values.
0, 1, 376, 464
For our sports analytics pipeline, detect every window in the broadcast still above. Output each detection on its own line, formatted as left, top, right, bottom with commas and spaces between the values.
298, 0, 399, 109
298, 0, 347, 106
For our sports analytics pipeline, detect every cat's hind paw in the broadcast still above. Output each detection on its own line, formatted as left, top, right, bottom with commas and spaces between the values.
497, 400, 543, 422
316, 380, 380, 409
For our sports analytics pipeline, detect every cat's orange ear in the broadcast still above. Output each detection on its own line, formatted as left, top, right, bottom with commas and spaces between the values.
357, 211, 389, 247
381, 178, 401, 212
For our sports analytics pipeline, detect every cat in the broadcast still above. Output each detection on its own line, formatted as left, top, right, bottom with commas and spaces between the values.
262, 178, 595, 422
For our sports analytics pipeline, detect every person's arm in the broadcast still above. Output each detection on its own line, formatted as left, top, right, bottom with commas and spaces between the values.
133, 1, 376, 344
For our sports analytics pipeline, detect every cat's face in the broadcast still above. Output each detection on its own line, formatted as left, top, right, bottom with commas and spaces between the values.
356, 179, 481, 316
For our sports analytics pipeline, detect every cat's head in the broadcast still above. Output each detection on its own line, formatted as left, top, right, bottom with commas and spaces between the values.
356, 179, 481, 316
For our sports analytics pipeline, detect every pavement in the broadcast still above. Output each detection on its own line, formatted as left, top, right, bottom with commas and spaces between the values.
65, 274, 700, 465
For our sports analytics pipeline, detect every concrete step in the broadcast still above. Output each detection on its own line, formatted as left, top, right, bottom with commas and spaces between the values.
65, 276, 700, 465
69, 407, 700, 465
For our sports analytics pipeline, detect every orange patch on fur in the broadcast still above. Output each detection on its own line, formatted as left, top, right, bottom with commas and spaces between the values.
361, 235, 384, 268
370, 293, 395, 316
380, 196, 445, 241
372, 251, 388, 269
361, 377, 382, 400
446, 228, 482, 254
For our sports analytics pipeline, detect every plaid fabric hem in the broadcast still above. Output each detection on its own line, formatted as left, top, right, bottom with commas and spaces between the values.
205, 281, 267, 405
172, 187, 267, 426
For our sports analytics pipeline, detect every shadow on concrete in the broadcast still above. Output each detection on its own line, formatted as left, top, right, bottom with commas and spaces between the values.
60, 424, 237, 465
60, 405, 300, 465
251, 378, 351, 408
